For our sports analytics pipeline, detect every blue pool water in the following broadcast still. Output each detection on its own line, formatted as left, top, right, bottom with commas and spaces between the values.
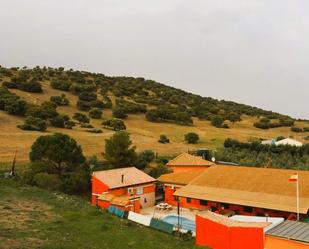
162, 215, 196, 232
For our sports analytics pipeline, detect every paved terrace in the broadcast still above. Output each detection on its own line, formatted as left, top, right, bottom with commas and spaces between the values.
140, 205, 209, 221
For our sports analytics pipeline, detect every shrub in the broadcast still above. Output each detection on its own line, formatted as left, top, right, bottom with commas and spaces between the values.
79, 92, 97, 102
86, 128, 103, 133
148, 163, 171, 178
135, 150, 156, 169
64, 120, 76, 129
89, 108, 102, 119
50, 94, 70, 106
303, 127, 309, 132
3, 80, 42, 93
90, 100, 105, 109
17, 116, 47, 131
51, 79, 71, 91
50, 114, 70, 128
211, 115, 224, 128
185, 132, 199, 144
102, 118, 126, 131
4, 99, 27, 116
291, 127, 303, 133
158, 134, 170, 144
26, 101, 58, 120
222, 123, 230, 129
80, 123, 93, 128
61, 171, 90, 194
113, 107, 128, 119
77, 100, 91, 111
73, 112, 90, 123
34, 173, 61, 191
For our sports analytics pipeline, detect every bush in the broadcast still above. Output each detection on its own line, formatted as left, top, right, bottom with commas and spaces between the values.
73, 112, 90, 123
26, 101, 58, 120
113, 107, 128, 119
34, 173, 61, 191
90, 100, 105, 109
50, 114, 70, 128
80, 123, 93, 128
135, 150, 156, 169
3, 80, 42, 93
185, 132, 199, 144
102, 118, 126, 131
17, 116, 47, 131
86, 128, 103, 133
303, 127, 309, 132
64, 120, 76, 129
51, 79, 71, 91
89, 108, 102, 119
211, 115, 224, 128
291, 127, 303, 133
61, 171, 90, 194
148, 163, 171, 178
77, 100, 92, 111
4, 99, 27, 116
158, 134, 170, 144
50, 94, 69, 106
79, 92, 97, 102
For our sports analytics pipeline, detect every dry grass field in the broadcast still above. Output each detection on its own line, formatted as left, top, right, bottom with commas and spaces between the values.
0, 82, 307, 163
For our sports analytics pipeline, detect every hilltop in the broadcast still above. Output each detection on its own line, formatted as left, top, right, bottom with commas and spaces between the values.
0, 66, 308, 162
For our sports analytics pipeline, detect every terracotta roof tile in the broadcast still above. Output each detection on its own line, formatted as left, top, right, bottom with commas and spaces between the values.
93, 167, 156, 189
158, 169, 206, 185
167, 153, 214, 167
174, 165, 309, 214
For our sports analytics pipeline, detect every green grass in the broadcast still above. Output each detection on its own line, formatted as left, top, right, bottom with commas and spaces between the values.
0, 163, 30, 174
0, 179, 206, 249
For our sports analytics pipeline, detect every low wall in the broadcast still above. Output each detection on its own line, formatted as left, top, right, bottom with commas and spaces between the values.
128, 211, 151, 227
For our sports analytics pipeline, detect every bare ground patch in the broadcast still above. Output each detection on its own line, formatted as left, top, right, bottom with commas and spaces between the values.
0, 198, 55, 248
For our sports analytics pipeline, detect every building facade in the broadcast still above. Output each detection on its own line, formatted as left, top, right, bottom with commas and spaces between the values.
92, 167, 156, 213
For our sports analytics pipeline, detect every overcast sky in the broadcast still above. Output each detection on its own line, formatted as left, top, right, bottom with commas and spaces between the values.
0, 0, 308, 119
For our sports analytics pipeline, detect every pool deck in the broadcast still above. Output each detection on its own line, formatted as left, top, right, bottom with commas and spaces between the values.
140, 205, 209, 222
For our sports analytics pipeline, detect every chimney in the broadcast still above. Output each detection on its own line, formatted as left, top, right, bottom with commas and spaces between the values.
121, 174, 124, 183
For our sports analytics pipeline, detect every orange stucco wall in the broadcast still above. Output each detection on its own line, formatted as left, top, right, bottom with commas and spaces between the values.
164, 185, 295, 218
169, 165, 209, 173
92, 176, 109, 205
92, 175, 155, 213
265, 236, 309, 249
196, 215, 264, 249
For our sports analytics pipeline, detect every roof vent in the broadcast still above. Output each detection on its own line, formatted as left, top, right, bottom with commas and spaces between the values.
121, 174, 124, 183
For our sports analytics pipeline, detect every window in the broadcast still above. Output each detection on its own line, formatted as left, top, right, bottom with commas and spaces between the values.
221, 203, 230, 209
186, 198, 191, 203
127, 187, 134, 195
200, 200, 208, 206
244, 206, 253, 213
174, 196, 179, 202
136, 187, 143, 195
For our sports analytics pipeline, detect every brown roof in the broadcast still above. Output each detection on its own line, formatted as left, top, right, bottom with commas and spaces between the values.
174, 165, 309, 214
167, 153, 214, 167
98, 193, 130, 207
93, 167, 156, 189
198, 211, 270, 228
158, 169, 206, 185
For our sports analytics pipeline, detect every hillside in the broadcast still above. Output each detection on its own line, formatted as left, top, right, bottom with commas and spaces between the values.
0, 66, 308, 163
0, 179, 202, 249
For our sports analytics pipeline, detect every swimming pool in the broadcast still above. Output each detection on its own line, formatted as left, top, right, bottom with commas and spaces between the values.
162, 215, 195, 232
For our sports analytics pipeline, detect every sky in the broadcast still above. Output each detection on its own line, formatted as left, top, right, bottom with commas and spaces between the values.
0, 0, 308, 119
